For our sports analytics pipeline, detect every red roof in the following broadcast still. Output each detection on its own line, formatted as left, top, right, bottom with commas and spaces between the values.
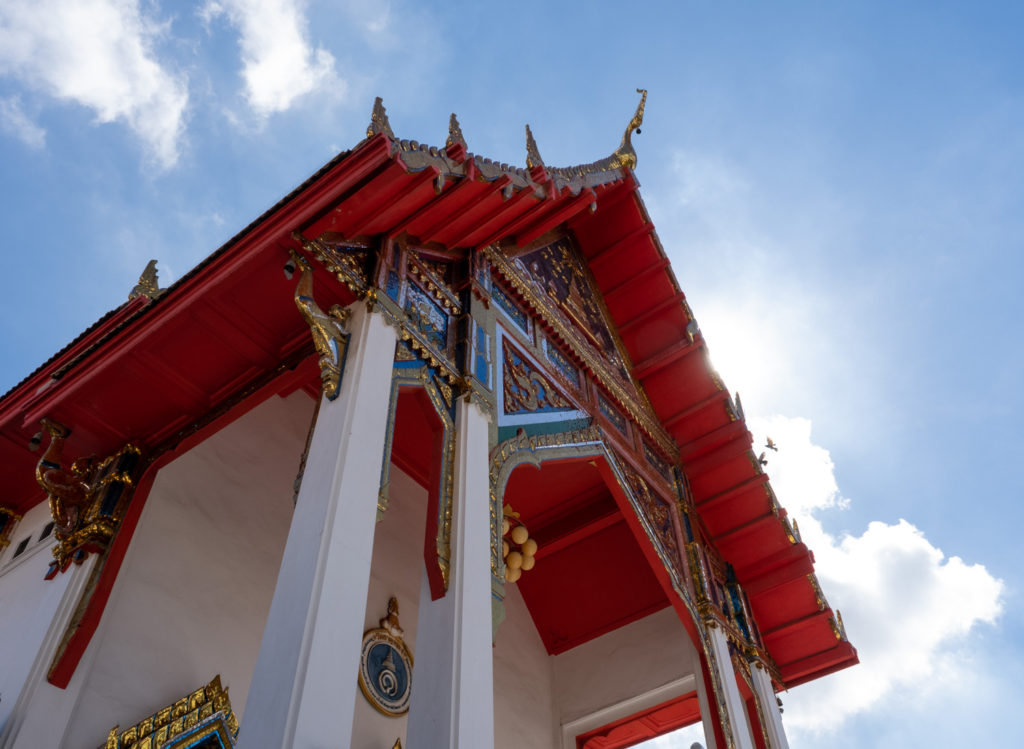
0, 123, 856, 688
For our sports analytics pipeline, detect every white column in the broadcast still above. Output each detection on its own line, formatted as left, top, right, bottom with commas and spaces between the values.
238, 304, 397, 749
705, 623, 756, 749
406, 398, 494, 749
749, 663, 790, 749
691, 644, 719, 749
0, 554, 98, 749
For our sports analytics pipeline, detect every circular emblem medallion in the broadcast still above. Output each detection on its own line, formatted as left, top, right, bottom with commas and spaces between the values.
358, 629, 413, 716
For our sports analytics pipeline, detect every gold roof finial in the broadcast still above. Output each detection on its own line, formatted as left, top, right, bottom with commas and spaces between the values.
446, 113, 467, 149
128, 259, 165, 301
610, 88, 647, 171
525, 124, 544, 169
367, 96, 395, 139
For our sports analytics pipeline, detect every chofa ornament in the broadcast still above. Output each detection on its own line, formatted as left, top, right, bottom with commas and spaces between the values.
358, 597, 415, 717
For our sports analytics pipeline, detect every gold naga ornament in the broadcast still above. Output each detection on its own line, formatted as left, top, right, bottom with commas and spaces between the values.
288, 249, 352, 400
33, 418, 141, 575
501, 504, 539, 583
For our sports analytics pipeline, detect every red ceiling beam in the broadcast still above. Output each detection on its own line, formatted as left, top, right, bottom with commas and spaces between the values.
779, 642, 859, 687
586, 221, 656, 269
601, 257, 671, 303
432, 174, 514, 245
695, 473, 771, 512
678, 424, 751, 473
663, 390, 730, 433
514, 187, 598, 247
347, 166, 440, 238
449, 183, 535, 247
618, 291, 688, 337
632, 337, 702, 381
742, 546, 814, 596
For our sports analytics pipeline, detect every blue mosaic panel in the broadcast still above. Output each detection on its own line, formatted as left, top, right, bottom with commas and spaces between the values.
405, 283, 448, 352
543, 339, 580, 388
385, 270, 401, 301
474, 326, 490, 387
492, 283, 529, 333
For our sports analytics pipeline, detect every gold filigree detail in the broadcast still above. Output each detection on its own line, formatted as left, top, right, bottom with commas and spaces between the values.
502, 345, 572, 413
291, 250, 352, 400
105, 675, 237, 749
128, 259, 165, 301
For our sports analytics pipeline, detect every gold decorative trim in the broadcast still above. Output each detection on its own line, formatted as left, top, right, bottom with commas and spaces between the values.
104, 675, 238, 749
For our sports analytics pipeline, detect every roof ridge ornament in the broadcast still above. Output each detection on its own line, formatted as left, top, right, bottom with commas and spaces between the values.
611, 88, 647, 171
128, 259, 165, 301
525, 124, 544, 169
367, 96, 395, 139
446, 113, 467, 150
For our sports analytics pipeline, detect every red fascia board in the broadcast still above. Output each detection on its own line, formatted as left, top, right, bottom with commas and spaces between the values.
780, 642, 859, 687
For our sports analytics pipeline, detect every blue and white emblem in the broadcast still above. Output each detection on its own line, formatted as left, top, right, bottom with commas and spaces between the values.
358, 597, 414, 717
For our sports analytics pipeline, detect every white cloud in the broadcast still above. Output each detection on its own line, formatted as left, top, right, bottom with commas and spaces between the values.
0, 95, 45, 148
0, 0, 188, 168
747, 415, 1004, 734
201, 0, 340, 117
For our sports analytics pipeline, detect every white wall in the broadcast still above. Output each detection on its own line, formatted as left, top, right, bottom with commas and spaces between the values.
553, 607, 699, 745
493, 583, 559, 749
60, 392, 313, 749
0, 502, 73, 735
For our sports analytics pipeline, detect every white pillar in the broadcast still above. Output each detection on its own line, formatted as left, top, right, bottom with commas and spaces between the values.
704, 624, 756, 749
406, 398, 494, 749
238, 304, 397, 749
0, 554, 98, 749
692, 644, 719, 749
749, 663, 789, 749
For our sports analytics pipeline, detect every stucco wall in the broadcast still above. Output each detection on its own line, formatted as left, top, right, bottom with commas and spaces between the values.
553, 606, 698, 728
62, 392, 313, 749
0, 502, 74, 735
493, 583, 559, 749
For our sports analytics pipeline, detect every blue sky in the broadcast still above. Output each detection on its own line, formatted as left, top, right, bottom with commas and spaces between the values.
1, 2, 1021, 746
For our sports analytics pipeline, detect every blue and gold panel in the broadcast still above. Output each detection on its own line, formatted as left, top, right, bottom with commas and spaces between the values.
492, 282, 529, 334
404, 283, 448, 352
502, 343, 574, 416
543, 338, 580, 388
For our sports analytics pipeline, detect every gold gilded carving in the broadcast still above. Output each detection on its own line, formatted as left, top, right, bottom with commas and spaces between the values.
502, 345, 572, 414
33, 419, 141, 573
128, 259, 165, 301
291, 250, 352, 400
104, 675, 237, 749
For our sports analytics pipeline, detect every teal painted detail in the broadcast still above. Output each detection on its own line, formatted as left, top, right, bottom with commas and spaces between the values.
497, 417, 592, 443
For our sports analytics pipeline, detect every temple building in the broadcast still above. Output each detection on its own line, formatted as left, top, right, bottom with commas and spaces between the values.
0, 93, 857, 749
